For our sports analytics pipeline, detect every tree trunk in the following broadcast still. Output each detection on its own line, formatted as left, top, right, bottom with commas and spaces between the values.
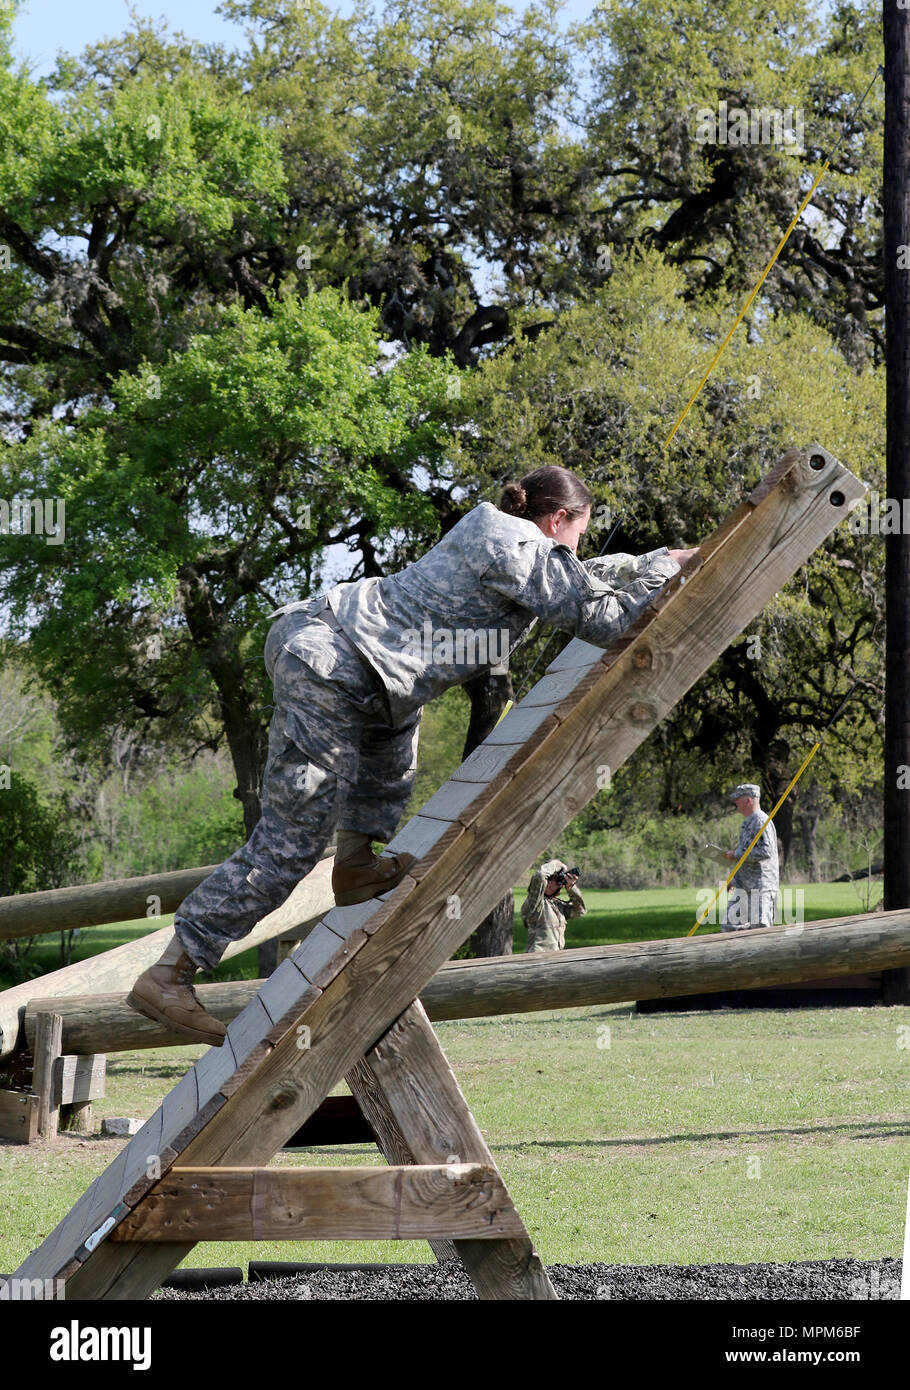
461, 668, 515, 957
883, 0, 910, 1003
766, 750, 792, 875
799, 805, 820, 882
179, 570, 268, 839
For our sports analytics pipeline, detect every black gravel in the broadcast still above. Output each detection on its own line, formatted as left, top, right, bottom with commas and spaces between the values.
153, 1257, 901, 1301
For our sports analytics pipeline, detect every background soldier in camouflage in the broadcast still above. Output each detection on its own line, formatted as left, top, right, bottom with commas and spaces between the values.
722, 782, 780, 930
128, 465, 697, 1043
522, 859, 587, 952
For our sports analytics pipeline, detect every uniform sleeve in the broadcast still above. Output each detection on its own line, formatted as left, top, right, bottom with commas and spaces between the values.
584, 548, 677, 586
479, 540, 680, 648
564, 884, 587, 919
739, 814, 775, 860
525, 860, 562, 916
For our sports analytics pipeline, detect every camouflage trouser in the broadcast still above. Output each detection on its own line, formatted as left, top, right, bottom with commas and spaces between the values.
175, 598, 421, 972
722, 886, 778, 931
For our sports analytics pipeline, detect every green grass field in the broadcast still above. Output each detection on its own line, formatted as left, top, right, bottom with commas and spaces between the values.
3, 878, 907, 1274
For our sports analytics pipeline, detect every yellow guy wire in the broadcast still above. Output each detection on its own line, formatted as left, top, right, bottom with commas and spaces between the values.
497, 67, 881, 734
662, 163, 829, 452
495, 162, 830, 732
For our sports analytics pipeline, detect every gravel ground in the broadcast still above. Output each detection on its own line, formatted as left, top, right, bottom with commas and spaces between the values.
153, 1257, 902, 1301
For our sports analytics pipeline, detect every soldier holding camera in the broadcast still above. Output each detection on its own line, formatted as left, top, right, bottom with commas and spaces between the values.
522, 859, 586, 952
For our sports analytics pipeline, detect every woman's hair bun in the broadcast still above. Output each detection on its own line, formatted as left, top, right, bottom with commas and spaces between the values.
499, 481, 528, 516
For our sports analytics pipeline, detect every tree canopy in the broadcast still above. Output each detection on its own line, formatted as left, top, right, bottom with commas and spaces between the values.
0, 0, 886, 863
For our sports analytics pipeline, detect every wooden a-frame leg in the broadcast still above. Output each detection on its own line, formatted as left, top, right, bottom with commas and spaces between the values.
345, 1000, 557, 1301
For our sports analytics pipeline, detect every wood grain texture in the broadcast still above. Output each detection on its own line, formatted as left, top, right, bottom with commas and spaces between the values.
348, 1002, 557, 1298
483, 701, 562, 745
0, 1088, 39, 1143
110, 1163, 523, 1242
544, 637, 604, 672
33, 1012, 62, 1140
0, 865, 221, 942
55, 1054, 106, 1106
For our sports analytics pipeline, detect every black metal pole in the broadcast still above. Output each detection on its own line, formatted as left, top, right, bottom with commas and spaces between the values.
883, 2, 910, 1002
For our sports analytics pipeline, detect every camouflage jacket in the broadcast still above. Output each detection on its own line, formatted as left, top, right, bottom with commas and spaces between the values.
269, 501, 680, 724
522, 859, 587, 952
731, 811, 780, 893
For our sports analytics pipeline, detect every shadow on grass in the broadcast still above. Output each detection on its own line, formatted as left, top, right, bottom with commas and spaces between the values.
495, 1119, 910, 1152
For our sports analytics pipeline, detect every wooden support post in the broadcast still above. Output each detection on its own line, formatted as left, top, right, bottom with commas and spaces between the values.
60, 1101, 93, 1135
33, 1012, 63, 1141
348, 1001, 558, 1299
347, 1039, 460, 1268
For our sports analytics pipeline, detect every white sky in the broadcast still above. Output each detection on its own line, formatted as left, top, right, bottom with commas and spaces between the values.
11, 0, 601, 77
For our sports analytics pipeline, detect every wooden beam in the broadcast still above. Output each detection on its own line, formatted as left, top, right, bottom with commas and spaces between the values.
0, 1089, 39, 1143
33, 1012, 62, 1140
55, 1054, 106, 1107
0, 850, 336, 1058
26, 908, 910, 1054
348, 1001, 558, 1299
17, 447, 866, 1298
109, 1163, 523, 1242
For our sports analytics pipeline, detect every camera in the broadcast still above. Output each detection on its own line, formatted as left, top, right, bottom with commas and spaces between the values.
550, 865, 581, 888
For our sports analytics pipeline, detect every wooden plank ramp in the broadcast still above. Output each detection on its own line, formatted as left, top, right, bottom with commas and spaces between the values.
12, 444, 865, 1300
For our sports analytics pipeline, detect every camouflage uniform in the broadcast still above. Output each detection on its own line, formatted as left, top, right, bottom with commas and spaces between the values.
175, 598, 420, 972
174, 503, 680, 971
723, 809, 779, 931
522, 859, 587, 952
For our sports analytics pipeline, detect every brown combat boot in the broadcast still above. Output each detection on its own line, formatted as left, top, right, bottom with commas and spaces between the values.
127, 947, 227, 1047
332, 847, 417, 907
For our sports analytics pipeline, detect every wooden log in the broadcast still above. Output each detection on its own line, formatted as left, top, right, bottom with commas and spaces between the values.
33, 1012, 63, 1140
348, 1001, 558, 1298
0, 1089, 39, 1143
24, 909, 910, 1055
18, 447, 866, 1298
0, 865, 221, 942
110, 1163, 523, 1242
416, 913, 910, 1018
0, 849, 336, 1058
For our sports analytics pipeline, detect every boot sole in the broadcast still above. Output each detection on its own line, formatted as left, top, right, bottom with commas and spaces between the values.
125, 989, 227, 1047
333, 873, 414, 907
333, 857, 416, 908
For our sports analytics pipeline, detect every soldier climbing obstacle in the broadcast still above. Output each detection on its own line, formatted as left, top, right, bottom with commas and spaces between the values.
127, 465, 699, 1044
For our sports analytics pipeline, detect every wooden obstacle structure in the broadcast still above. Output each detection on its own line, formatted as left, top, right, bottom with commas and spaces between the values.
10, 446, 873, 1300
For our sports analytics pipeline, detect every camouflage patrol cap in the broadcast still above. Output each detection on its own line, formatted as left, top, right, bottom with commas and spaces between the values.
729, 782, 761, 800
